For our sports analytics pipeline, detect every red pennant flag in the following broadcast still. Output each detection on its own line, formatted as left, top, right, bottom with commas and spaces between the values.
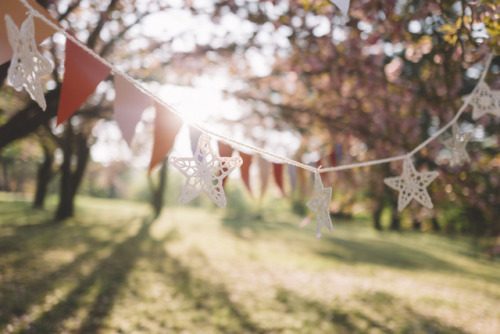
57, 37, 111, 125
329, 150, 338, 167
273, 163, 286, 197
114, 75, 151, 146
218, 141, 234, 188
0, 0, 60, 65
148, 102, 182, 173
239, 152, 253, 196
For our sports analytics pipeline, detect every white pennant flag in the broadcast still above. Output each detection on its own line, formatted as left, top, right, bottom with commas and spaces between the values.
332, 0, 350, 15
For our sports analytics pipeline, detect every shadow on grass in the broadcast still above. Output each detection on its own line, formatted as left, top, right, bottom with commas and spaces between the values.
141, 233, 265, 333
274, 288, 470, 334
222, 213, 500, 283
317, 237, 460, 271
1, 210, 264, 333
222, 213, 302, 237
11, 219, 160, 334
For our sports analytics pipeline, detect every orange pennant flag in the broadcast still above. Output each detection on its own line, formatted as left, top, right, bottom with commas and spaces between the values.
273, 163, 286, 197
239, 152, 253, 197
57, 37, 111, 125
218, 141, 234, 188
148, 102, 182, 173
0, 0, 60, 65
114, 75, 151, 146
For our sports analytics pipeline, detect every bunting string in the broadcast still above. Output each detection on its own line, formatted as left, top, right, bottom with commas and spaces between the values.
18, 0, 497, 176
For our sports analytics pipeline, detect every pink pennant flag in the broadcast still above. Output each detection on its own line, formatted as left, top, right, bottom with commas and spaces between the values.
287, 164, 298, 194
0, 0, 60, 65
299, 215, 312, 228
218, 141, 234, 188
239, 152, 253, 197
57, 37, 111, 125
258, 156, 271, 199
272, 163, 286, 197
148, 102, 182, 173
114, 75, 151, 146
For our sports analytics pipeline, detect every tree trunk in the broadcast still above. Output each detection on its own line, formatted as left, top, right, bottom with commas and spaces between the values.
55, 127, 74, 221
372, 201, 383, 230
55, 126, 90, 221
150, 158, 168, 219
33, 145, 54, 209
412, 219, 422, 231
0, 159, 10, 191
0, 62, 9, 86
431, 217, 441, 231
390, 210, 400, 231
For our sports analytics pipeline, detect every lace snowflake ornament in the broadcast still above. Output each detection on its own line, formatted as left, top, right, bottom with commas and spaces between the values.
5, 14, 52, 111
444, 124, 472, 167
469, 82, 500, 120
384, 159, 439, 212
169, 133, 243, 208
307, 173, 333, 238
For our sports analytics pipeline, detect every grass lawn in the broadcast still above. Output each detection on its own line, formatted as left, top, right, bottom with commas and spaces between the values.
0, 193, 499, 333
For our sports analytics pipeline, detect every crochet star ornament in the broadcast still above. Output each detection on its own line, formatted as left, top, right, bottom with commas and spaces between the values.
307, 173, 333, 238
5, 14, 52, 110
170, 134, 243, 208
444, 124, 472, 166
384, 159, 439, 212
469, 82, 500, 120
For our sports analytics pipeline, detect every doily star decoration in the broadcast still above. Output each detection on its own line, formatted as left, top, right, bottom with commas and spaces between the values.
384, 159, 439, 212
468, 82, 500, 120
307, 173, 333, 238
169, 133, 243, 208
5, 14, 52, 110
443, 124, 473, 167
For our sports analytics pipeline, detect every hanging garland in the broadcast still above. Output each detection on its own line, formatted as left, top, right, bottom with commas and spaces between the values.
2, 0, 499, 237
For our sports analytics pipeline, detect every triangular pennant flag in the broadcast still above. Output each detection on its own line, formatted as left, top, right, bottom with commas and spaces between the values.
316, 159, 330, 185
273, 163, 286, 197
329, 150, 338, 167
57, 37, 111, 125
287, 164, 298, 194
239, 152, 253, 196
148, 102, 182, 173
218, 141, 234, 188
0, 0, 60, 65
114, 75, 151, 146
331, 0, 350, 15
297, 165, 308, 198
189, 126, 202, 156
258, 156, 271, 199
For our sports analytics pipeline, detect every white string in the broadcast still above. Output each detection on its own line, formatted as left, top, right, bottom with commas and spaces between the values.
408, 54, 493, 156
19, 0, 494, 175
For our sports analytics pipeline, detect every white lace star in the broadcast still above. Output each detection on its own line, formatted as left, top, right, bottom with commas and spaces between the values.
5, 14, 52, 111
469, 82, 500, 120
307, 173, 333, 238
384, 159, 439, 212
444, 124, 472, 167
169, 134, 242, 208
